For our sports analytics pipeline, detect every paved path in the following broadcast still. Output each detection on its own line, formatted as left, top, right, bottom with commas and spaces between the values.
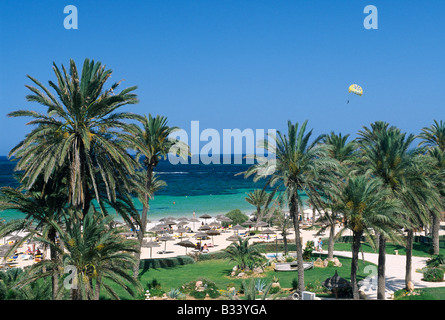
331, 250, 445, 299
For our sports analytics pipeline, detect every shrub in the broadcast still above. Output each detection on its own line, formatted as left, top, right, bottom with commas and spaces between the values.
426, 254, 445, 268
190, 290, 207, 299
180, 278, 221, 300
303, 241, 314, 260
146, 279, 165, 297
255, 279, 267, 292
269, 286, 281, 294
291, 278, 299, 291
222, 209, 248, 227
423, 268, 444, 282
140, 255, 195, 269
167, 288, 186, 300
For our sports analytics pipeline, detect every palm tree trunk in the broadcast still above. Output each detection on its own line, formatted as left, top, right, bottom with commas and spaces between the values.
327, 221, 335, 260
405, 229, 414, 288
48, 226, 59, 300
282, 230, 289, 255
133, 165, 153, 279
94, 277, 101, 300
432, 212, 440, 255
351, 230, 362, 299
377, 235, 386, 300
290, 193, 304, 296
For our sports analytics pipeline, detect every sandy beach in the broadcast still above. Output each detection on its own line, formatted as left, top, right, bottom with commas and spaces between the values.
2, 208, 444, 300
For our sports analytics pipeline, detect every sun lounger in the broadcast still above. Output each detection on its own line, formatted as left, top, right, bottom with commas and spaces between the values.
274, 261, 314, 272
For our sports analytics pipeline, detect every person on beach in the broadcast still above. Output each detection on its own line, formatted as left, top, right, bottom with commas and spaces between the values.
318, 238, 323, 252
202, 243, 209, 253
313, 237, 319, 252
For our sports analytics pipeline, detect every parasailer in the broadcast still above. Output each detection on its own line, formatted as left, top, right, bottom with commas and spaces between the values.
348, 84, 363, 96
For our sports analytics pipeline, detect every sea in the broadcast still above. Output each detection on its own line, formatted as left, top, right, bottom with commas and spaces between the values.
0, 155, 304, 222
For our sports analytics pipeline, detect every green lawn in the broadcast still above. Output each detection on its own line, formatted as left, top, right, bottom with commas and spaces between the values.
102, 254, 376, 300
332, 241, 445, 258
394, 287, 445, 300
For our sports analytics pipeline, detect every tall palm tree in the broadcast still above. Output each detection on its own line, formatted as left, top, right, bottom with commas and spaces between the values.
0, 171, 69, 300
419, 120, 445, 254
358, 122, 439, 296
8, 58, 139, 217
126, 114, 189, 278
328, 174, 402, 299
419, 120, 445, 151
19, 209, 141, 300
319, 132, 358, 259
245, 189, 268, 222
244, 120, 337, 295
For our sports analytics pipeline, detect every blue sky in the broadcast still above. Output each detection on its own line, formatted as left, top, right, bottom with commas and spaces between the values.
0, 0, 444, 155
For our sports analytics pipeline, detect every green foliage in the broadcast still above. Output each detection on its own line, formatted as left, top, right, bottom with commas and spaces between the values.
180, 278, 220, 300
426, 254, 445, 268
166, 288, 186, 300
146, 279, 165, 297
224, 237, 264, 270
423, 267, 444, 282
269, 286, 281, 294
223, 209, 248, 227
0, 268, 53, 300
303, 241, 314, 260
140, 255, 195, 269
291, 277, 299, 291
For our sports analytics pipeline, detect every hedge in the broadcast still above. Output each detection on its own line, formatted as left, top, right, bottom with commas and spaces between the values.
139, 255, 195, 270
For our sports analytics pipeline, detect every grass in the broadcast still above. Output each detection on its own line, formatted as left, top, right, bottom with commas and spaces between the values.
332, 241, 445, 258
101, 253, 376, 300
394, 287, 445, 300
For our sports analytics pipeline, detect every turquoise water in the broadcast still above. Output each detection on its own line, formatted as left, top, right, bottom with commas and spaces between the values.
0, 156, 303, 222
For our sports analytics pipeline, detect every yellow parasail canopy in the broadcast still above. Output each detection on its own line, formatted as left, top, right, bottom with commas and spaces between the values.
348, 84, 363, 96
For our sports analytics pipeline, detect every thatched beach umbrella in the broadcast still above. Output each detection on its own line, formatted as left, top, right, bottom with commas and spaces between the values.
175, 240, 196, 254
176, 227, 189, 240
142, 240, 161, 258
256, 221, 269, 228
199, 214, 212, 223
260, 228, 277, 257
206, 229, 220, 246
158, 235, 174, 253
160, 217, 176, 222
198, 224, 211, 231
231, 224, 245, 235
194, 232, 209, 246
188, 218, 200, 231
209, 222, 221, 228
226, 234, 241, 242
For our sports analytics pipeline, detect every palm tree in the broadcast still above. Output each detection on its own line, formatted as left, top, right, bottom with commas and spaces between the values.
328, 174, 401, 299
7, 58, 139, 217
20, 209, 141, 300
419, 120, 445, 254
0, 268, 53, 300
358, 122, 440, 296
319, 132, 358, 259
0, 171, 69, 300
245, 189, 268, 223
126, 114, 189, 278
224, 237, 263, 270
244, 120, 338, 295
419, 120, 445, 151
